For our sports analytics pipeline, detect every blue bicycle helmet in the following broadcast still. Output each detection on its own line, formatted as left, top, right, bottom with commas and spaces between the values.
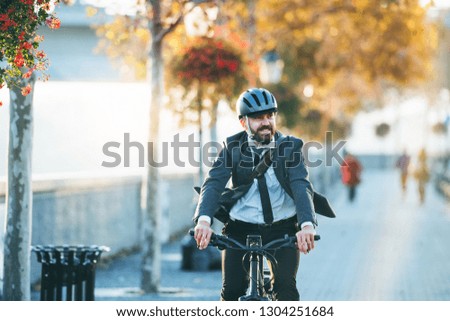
236, 88, 278, 119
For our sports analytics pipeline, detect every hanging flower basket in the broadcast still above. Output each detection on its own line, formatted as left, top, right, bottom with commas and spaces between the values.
169, 37, 245, 86
0, 0, 60, 105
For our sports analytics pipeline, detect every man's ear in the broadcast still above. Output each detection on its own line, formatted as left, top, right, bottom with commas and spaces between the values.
239, 117, 247, 129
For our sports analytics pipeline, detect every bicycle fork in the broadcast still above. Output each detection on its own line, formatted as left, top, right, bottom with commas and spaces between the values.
239, 235, 269, 301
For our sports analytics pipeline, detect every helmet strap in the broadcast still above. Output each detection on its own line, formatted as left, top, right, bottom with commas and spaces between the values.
244, 116, 254, 139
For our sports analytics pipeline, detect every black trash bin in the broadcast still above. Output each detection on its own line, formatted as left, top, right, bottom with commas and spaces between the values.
31, 245, 110, 301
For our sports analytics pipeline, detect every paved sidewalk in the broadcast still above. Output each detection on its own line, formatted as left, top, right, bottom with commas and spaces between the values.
299, 169, 450, 300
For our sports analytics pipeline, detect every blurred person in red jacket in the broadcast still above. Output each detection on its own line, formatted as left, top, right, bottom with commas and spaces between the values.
340, 151, 363, 202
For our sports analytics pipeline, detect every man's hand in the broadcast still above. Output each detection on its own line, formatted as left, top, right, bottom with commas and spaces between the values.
296, 225, 316, 254
194, 221, 213, 250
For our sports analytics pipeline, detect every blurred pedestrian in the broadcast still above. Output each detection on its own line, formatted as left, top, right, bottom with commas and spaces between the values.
340, 152, 363, 202
413, 148, 430, 204
396, 150, 411, 193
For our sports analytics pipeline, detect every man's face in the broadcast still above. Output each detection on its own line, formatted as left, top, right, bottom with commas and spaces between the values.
241, 111, 277, 144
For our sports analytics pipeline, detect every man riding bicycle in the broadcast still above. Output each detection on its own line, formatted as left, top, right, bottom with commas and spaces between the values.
193, 88, 331, 301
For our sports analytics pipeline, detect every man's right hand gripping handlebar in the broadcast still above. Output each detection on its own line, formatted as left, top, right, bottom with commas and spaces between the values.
296, 225, 316, 255
194, 221, 213, 250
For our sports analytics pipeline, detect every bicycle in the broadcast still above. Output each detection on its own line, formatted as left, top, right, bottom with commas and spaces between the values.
189, 229, 320, 301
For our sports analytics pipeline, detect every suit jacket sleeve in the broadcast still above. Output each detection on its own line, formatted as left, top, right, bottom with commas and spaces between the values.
286, 138, 317, 227
193, 143, 232, 224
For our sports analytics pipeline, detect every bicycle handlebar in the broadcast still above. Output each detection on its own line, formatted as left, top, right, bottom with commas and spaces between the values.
189, 229, 320, 251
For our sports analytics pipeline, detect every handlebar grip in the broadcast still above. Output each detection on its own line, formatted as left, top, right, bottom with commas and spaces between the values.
288, 234, 320, 243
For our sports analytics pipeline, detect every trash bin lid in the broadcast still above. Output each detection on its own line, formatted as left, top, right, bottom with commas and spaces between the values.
31, 245, 110, 264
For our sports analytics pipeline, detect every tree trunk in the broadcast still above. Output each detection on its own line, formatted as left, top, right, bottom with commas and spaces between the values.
141, 0, 163, 293
197, 84, 204, 185
210, 102, 218, 144
3, 77, 35, 300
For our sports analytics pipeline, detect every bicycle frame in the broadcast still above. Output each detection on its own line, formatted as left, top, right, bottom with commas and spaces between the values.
240, 234, 268, 301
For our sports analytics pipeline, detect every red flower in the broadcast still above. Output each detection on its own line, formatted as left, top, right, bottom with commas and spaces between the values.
0, 17, 17, 31
22, 42, 32, 50
227, 61, 239, 72
46, 18, 61, 29
22, 68, 35, 79
18, 31, 26, 41
36, 51, 46, 59
21, 84, 32, 96
14, 52, 25, 68
217, 57, 226, 69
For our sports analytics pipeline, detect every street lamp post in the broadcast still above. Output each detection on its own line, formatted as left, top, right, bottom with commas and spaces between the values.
259, 50, 284, 84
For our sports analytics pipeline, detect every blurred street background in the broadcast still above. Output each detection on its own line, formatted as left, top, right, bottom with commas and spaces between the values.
0, 0, 449, 301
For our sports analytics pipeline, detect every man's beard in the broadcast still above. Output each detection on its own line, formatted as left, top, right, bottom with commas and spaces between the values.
251, 125, 275, 145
